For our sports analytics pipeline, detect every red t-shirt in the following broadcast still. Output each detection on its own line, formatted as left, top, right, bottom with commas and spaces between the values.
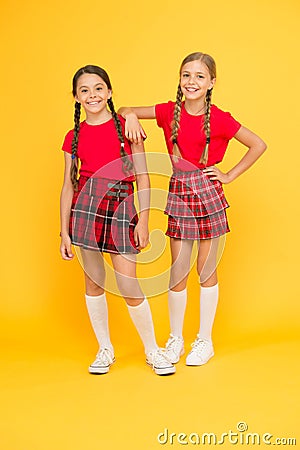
62, 115, 135, 181
155, 102, 241, 171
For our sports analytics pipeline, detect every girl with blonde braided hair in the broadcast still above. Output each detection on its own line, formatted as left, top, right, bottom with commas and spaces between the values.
119, 52, 266, 367
60, 65, 175, 376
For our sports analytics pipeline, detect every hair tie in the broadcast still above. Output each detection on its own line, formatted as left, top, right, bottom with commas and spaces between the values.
71, 154, 76, 159
206, 137, 210, 144
121, 142, 125, 148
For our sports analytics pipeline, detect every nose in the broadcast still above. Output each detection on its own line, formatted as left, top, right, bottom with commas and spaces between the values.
188, 74, 197, 84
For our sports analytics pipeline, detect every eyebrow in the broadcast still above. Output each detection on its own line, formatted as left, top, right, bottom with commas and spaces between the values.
78, 82, 105, 89
182, 71, 206, 75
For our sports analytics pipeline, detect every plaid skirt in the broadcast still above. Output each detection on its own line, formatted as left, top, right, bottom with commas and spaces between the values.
165, 169, 230, 240
70, 176, 139, 253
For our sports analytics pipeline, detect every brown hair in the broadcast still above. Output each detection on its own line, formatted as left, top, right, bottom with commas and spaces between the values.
70, 65, 133, 190
171, 52, 216, 165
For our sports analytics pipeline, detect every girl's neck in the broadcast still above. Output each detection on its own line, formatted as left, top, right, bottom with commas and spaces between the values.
184, 99, 206, 116
85, 109, 112, 125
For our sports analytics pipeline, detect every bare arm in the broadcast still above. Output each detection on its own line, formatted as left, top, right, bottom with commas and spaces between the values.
118, 106, 156, 144
131, 142, 150, 249
60, 152, 75, 260
204, 126, 267, 183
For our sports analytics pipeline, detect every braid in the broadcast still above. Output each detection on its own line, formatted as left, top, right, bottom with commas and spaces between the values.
199, 88, 213, 165
171, 84, 183, 160
70, 101, 81, 191
107, 97, 133, 173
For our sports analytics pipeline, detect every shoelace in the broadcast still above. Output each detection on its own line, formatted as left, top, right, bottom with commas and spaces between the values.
166, 334, 183, 353
191, 338, 207, 354
151, 349, 172, 367
95, 348, 114, 365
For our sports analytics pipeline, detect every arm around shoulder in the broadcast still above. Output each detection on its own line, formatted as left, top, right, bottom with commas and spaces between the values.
118, 106, 156, 144
118, 105, 156, 120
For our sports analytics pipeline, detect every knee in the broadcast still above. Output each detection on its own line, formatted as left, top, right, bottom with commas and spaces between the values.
170, 265, 189, 288
197, 260, 217, 284
115, 276, 143, 300
198, 270, 218, 286
85, 277, 105, 296
124, 297, 144, 307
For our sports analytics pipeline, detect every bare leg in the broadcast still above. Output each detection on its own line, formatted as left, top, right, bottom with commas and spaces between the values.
169, 238, 194, 291
197, 238, 219, 287
110, 253, 144, 306
80, 248, 106, 295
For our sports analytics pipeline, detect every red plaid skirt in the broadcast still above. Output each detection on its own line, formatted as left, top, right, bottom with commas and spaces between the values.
70, 176, 139, 253
165, 170, 230, 240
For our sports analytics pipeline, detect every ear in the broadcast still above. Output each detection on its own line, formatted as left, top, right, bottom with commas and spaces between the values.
75, 95, 80, 103
108, 89, 112, 99
209, 78, 216, 90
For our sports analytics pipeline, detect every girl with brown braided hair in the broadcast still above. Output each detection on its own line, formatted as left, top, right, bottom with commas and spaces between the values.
119, 52, 266, 367
60, 65, 175, 376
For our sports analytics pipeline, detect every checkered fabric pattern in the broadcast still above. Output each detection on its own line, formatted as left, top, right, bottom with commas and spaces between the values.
70, 176, 139, 253
165, 169, 230, 240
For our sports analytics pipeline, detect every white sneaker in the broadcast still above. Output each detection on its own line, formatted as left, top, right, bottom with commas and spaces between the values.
186, 336, 214, 366
89, 348, 115, 374
165, 334, 185, 363
146, 348, 176, 375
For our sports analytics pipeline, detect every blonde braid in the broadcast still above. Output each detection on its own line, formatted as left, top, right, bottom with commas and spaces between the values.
199, 88, 212, 165
171, 84, 183, 161
70, 101, 81, 191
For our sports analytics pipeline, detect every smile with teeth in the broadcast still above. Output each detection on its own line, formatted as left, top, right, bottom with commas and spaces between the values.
87, 101, 101, 105
185, 87, 199, 92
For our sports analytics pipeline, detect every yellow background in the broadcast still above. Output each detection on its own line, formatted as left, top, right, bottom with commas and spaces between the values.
0, 0, 299, 448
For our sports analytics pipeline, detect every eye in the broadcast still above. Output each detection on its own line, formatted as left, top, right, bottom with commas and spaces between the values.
81, 88, 88, 93
96, 87, 102, 91
197, 75, 204, 79
182, 73, 189, 78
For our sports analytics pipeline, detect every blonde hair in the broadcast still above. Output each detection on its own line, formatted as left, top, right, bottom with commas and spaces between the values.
171, 52, 216, 165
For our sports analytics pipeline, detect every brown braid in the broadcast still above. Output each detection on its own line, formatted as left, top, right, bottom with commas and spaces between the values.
200, 88, 213, 165
70, 101, 81, 191
107, 97, 133, 173
171, 83, 183, 160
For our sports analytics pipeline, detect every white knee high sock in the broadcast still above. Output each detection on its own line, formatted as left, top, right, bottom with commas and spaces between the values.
127, 299, 159, 355
85, 293, 113, 351
168, 289, 187, 338
198, 284, 219, 343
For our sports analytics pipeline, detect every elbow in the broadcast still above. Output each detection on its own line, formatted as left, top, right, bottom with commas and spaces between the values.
262, 141, 267, 154
257, 138, 267, 154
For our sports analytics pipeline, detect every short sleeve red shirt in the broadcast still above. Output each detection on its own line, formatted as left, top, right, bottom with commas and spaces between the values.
155, 101, 241, 171
62, 115, 135, 181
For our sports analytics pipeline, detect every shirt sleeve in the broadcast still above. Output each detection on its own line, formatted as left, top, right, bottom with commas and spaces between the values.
61, 129, 74, 154
221, 111, 241, 139
155, 102, 173, 128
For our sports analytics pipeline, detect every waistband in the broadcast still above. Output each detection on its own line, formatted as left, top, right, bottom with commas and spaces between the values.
78, 176, 133, 198
172, 168, 206, 175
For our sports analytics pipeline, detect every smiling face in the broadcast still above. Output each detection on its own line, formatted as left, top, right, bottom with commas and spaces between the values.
180, 59, 215, 102
75, 73, 112, 120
